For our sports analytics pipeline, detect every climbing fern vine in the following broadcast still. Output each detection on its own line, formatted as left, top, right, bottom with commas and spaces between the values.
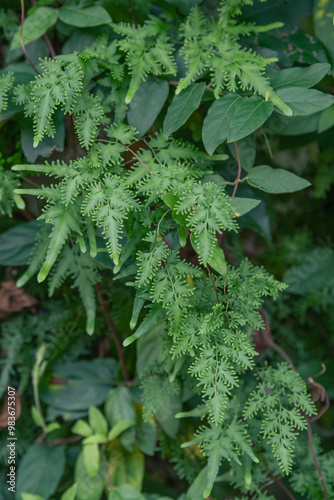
0, 0, 333, 498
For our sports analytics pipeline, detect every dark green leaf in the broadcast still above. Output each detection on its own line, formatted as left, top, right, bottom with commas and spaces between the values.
227, 97, 274, 143
270, 63, 330, 90
16, 445, 65, 500
11, 7, 59, 50
40, 359, 117, 411
136, 320, 164, 378
0, 220, 41, 266
202, 94, 243, 155
266, 111, 321, 136
229, 197, 261, 216
127, 78, 169, 137
124, 307, 164, 347
318, 106, 334, 133
276, 87, 334, 116
155, 392, 182, 438
284, 249, 334, 295
105, 387, 135, 427
21, 110, 65, 163
247, 165, 311, 193
163, 83, 206, 138
186, 467, 208, 500
58, 6, 112, 27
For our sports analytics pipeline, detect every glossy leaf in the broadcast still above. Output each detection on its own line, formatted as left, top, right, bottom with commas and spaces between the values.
127, 78, 169, 137
276, 87, 334, 116
163, 83, 206, 138
59, 6, 112, 27
202, 94, 243, 154
227, 97, 274, 143
247, 165, 311, 193
11, 7, 59, 50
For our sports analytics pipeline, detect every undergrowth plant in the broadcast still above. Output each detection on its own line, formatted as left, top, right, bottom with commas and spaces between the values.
0, 0, 333, 499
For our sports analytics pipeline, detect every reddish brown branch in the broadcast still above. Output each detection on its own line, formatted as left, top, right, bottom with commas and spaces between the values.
43, 33, 56, 58
20, 0, 39, 74
49, 435, 82, 446
207, 266, 220, 303
232, 141, 242, 198
95, 283, 129, 382
120, 143, 152, 174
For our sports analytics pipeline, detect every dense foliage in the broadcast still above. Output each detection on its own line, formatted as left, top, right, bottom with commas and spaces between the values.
0, 0, 334, 499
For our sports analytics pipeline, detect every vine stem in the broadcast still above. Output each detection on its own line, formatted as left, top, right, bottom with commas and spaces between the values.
120, 143, 152, 174
95, 283, 129, 382
20, 0, 39, 74
207, 266, 220, 303
232, 141, 241, 198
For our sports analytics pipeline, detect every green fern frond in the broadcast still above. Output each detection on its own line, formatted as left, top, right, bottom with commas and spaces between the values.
0, 71, 14, 111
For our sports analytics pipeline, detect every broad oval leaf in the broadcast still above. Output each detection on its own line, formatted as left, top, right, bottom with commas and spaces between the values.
247, 165, 311, 193
11, 8, 59, 50
163, 83, 206, 138
127, 78, 169, 137
105, 387, 135, 427
40, 359, 117, 411
271, 63, 330, 90
59, 6, 112, 27
227, 97, 274, 143
202, 94, 243, 155
0, 220, 41, 266
276, 87, 334, 116
229, 197, 261, 217
16, 445, 65, 500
